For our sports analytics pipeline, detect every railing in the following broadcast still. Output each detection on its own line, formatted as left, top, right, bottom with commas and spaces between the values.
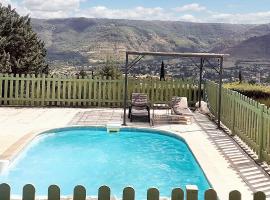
0, 183, 266, 200
0, 73, 200, 107
205, 81, 270, 163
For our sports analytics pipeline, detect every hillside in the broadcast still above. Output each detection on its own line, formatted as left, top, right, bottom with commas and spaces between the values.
224, 33, 270, 60
30, 18, 270, 65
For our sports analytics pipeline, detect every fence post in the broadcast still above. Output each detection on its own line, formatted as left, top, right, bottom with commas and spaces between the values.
186, 185, 198, 200
259, 104, 265, 161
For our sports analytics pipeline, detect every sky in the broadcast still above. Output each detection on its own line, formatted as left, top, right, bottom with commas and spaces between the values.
1, 0, 270, 24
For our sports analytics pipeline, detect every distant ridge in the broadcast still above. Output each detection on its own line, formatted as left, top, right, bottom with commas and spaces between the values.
30, 18, 270, 65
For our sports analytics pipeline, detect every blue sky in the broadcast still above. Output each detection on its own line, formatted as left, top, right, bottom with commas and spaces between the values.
1, 0, 270, 24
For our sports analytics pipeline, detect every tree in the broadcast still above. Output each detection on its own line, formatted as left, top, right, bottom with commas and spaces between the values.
160, 60, 165, 81
98, 55, 122, 79
238, 70, 243, 84
76, 69, 87, 78
0, 4, 48, 74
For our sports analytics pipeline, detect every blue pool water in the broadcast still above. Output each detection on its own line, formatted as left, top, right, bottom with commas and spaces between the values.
0, 127, 210, 199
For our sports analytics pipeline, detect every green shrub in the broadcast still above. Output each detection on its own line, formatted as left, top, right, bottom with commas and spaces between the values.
224, 82, 270, 107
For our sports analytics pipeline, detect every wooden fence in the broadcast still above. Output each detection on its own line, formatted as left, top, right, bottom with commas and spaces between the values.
0, 74, 200, 107
205, 81, 270, 163
0, 183, 266, 200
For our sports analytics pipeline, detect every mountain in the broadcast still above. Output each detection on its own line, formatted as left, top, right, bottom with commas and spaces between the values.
30, 18, 270, 65
225, 33, 270, 60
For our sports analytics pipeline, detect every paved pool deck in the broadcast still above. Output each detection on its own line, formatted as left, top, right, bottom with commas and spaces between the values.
0, 107, 269, 200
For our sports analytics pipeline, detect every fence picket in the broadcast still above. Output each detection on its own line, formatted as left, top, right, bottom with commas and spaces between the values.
22, 184, 35, 200
204, 189, 217, 200
102, 77, 106, 107
67, 76, 72, 106
186, 185, 198, 200
0, 74, 2, 104
36, 74, 41, 106
117, 79, 121, 107
48, 185, 60, 200
56, 75, 61, 106
83, 78, 87, 107
73, 185, 86, 200
98, 186, 110, 200
9, 74, 14, 105
20, 74, 25, 105
3, 74, 8, 105
72, 76, 77, 106
52, 75, 57, 106
88, 77, 92, 106
229, 190, 241, 200
0, 183, 10, 200
122, 187, 135, 200
171, 188, 184, 200
254, 191, 266, 200
25, 74, 30, 105
62, 78, 67, 106
78, 76, 82, 107
147, 188, 159, 200
93, 77, 98, 106
30, 74, 35, 106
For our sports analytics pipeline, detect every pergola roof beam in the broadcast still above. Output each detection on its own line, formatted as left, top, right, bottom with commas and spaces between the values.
126, 51, 229, 59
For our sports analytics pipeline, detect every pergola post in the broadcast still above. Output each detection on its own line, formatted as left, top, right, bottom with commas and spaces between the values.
198, 58, 204, 108
123, 52, 128, 126
217, 57, 223, 128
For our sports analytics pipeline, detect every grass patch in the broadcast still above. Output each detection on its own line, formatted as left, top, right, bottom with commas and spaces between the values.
224, 82, 270, 107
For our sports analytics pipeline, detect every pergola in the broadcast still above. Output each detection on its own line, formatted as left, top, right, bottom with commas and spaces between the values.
123, 51, 229, 128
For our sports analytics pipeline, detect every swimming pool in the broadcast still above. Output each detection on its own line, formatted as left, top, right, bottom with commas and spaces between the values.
0, 127, 210, 199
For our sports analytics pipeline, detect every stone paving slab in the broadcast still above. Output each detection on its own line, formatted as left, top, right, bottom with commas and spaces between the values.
0, 108, 269, 200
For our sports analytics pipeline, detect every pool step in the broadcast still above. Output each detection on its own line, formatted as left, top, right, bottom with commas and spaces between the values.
106, 123, 121, 133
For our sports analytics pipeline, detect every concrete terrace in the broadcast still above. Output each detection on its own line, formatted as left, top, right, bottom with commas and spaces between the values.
0, 107, 270, 200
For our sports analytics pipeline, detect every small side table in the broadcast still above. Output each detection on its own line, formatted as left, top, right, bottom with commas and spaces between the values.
152, 103, 170, 125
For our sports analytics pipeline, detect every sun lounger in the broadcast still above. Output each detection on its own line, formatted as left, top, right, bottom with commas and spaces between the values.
128, 93, 150, 122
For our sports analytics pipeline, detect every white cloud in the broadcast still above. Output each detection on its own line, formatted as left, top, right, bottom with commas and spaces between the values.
208, 11, 270, 24
1, 0, 12, 6
76, 6, 174, 21
174, 3, 206, 12
1, 1, 270, 24
179, 14, 199, 22
16, 0, 82, 18
1, 0, 29, 16
22, 0, 81, 12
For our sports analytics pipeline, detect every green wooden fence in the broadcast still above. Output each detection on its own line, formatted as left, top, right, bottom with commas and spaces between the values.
205, 81, 270, 163
0, 183, 266, 200
0, 73, 199, 107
